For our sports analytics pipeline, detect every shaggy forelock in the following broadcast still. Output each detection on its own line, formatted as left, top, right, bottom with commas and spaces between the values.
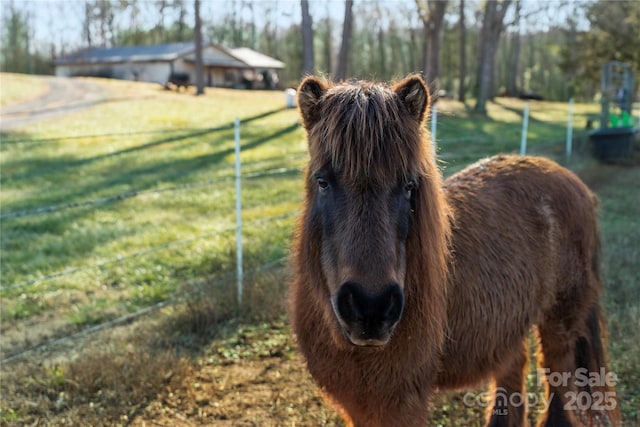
307, 81, 424, 187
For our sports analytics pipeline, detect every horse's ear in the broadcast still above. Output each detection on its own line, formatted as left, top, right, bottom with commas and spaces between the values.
297, 77, 328, 129
394, 75, 430, 123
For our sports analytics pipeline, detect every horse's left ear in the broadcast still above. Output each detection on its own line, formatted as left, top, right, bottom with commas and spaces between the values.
297, 76, 329, 130
394, 75, 430, 123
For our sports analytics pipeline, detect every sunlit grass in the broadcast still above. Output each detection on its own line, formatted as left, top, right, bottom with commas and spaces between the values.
1, 76, 304, 330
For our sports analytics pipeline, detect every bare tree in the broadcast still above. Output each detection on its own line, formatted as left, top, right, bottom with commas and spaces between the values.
176, 0, 188, 41
194, 0, 204, 95
415, 0, 448, 95
458, 0, 466, 102
97, 0, 114, 47
260, 3, 277, 57
401, 7, 419, 72
474, 0, 512, 113
322, 2, 333, 75
83, 2, 93, 47
248, 2, 257, 49
301, 0, 314, 76
82, 0, 114, 48
505, 0, 521, 96
156, 0, 168, 42
371, 2, 384, 77
334, 0, 354, 81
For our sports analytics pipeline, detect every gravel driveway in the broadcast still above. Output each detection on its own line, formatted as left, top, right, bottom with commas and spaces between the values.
1, 75, 108, 130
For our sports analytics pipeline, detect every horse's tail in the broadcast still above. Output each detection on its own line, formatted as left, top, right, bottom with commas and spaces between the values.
574, 234, 606, 376
573, 236, 621, 426
573, 303, 620, 426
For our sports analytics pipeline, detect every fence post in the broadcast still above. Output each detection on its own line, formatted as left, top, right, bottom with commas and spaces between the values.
566, 98, 574, 160
234, 117, 243, 308
520, 102, 529, 155
431, 103, 438, 159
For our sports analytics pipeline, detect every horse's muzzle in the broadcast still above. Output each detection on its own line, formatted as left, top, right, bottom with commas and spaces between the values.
333, 281, 404, 347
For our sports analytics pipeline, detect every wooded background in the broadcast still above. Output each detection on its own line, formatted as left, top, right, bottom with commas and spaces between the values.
2, 0, 639, 113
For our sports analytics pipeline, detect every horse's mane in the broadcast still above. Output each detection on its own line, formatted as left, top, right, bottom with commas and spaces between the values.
306, 81, 425, 187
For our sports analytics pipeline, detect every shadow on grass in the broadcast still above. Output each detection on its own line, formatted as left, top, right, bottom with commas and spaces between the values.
82, 106, 291, 163
1, 107, 298, 214
28, 120, 301, 212
1, 107, 291, 183
1, 107, 300, 292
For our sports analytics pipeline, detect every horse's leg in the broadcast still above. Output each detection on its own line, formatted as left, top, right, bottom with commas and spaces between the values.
486, 341, 528, 427
536, 320, 579, 427
537, 304, 619, 426
537, 236, 620, 427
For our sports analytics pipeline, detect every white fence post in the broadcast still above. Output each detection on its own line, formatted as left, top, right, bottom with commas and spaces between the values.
234, 117, 243, 308
520, 102, 529, 155
566, 98, 574, 160
431, 103, 437, 159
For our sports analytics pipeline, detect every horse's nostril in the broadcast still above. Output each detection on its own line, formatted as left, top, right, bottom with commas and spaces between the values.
336, 282, 404, 326
336, 283, 362, 323
384, 287, 404, 323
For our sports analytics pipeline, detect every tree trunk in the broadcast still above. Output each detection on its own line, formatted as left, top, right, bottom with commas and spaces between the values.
324, 17, 333, 75
301, 0, 314, 76
378, 28, 387, 78
427, 0, 447, 93
416, 0, 448, 95
458, 0, 466, 102
474, 0, 512, 113
506, 0, 521, 96
176, 0, 187, 41
421, 23, 429, 77
83, 1, 93, 47
194, 0, 204, 95
334, 0, 353, 81
409, 26, 417, 72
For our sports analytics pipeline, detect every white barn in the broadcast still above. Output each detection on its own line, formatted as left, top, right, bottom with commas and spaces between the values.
54, 42, 285, 89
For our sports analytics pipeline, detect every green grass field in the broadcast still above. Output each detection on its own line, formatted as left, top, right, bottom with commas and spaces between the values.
1, 74, 638, 425
1, 77, 304, 325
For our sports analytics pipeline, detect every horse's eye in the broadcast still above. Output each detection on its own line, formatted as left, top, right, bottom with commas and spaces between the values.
404, 180, 416, 198
318, 178, 329, 192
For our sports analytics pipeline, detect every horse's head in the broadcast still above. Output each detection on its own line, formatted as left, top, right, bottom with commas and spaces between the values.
297, 76, 432, 348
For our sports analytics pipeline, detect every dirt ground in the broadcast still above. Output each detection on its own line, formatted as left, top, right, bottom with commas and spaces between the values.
132, 351, 341, 426
1, 316, 489, 426
129, 322, 487, 427
125, 321, 492, 427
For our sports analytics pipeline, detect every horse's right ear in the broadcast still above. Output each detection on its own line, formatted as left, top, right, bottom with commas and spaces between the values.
394, 75, 430, 124
297, 77, 328, 129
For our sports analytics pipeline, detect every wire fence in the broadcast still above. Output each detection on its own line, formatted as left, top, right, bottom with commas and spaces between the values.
0, 100, 596, 364
0, 117, 303, 364
1, 254, 290, 364
3, 210, 297, 293
0, 166, 300, 220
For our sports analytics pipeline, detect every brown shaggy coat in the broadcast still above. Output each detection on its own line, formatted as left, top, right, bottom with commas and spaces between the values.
290, 75, 618, 427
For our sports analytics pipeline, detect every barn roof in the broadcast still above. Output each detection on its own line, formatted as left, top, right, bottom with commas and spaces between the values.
55, 42, 285, 69
225, 47, 286, 69
56, 42, 195, 65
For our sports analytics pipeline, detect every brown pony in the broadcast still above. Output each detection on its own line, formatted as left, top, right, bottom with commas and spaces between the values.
290, 75, 619, 427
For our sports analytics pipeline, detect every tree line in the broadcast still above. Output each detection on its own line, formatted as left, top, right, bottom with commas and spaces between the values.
2, 0, 639, 113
